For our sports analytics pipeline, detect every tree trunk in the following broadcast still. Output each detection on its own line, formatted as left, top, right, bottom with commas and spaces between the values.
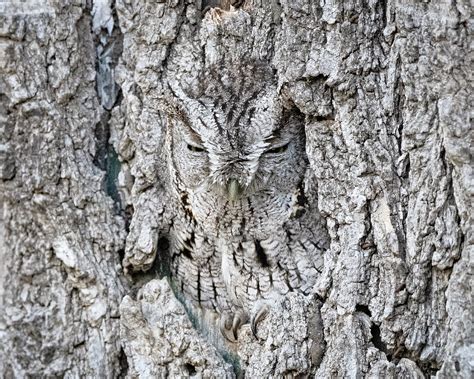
0, 0, 471, 378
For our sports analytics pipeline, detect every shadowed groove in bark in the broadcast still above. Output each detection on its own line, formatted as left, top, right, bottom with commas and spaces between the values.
118, 347, 129, 378
91, 0, 124, 212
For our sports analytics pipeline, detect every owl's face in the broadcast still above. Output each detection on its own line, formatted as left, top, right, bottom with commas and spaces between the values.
164, 63, 307, 227
168, 84, 306, 201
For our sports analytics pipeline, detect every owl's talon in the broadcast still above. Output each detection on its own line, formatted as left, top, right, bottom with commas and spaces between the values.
219, 311, 247, 342
251, 304, 269, 339
220, 315, 236, 342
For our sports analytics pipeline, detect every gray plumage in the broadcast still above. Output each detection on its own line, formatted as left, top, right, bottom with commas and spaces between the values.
125, 61, 328, 341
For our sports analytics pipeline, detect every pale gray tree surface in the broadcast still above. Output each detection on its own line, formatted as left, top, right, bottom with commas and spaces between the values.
0, 0, 472, 378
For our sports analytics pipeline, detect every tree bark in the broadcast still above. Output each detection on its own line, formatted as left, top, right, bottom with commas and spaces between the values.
0, 0, 471, 378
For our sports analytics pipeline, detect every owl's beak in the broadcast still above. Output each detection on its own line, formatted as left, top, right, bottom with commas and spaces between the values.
226, 179, 243, 201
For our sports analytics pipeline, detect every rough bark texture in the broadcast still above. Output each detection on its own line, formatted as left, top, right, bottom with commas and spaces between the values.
0, 0, 472, 378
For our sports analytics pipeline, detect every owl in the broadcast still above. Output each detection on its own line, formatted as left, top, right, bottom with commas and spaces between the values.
124, 61, 328, 342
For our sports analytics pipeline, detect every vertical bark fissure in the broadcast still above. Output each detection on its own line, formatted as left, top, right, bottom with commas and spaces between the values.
91, 0, 124, 212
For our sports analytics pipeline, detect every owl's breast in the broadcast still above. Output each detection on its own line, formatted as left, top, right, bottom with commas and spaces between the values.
175, 186, 324, 310
217, 227, 319, 311
169, 185, 326, 314
191, 190, 295, 236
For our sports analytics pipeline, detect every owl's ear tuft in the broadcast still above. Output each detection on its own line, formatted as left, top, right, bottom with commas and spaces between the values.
157, 94, 182, 119
157, 93, 195, 136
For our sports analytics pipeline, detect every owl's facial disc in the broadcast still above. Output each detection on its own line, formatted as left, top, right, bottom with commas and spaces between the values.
167, 78, 306, 206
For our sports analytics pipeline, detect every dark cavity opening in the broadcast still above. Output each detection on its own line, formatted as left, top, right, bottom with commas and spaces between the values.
255, 240, 269, 267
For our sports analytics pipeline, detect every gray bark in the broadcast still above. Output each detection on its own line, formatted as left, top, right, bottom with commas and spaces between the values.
0, 0, 472, 378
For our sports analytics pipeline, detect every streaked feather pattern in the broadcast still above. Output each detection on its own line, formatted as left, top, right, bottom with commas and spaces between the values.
150, 62, 328, 338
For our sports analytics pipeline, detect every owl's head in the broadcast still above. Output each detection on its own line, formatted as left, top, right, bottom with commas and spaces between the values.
163, 63, 307, 205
